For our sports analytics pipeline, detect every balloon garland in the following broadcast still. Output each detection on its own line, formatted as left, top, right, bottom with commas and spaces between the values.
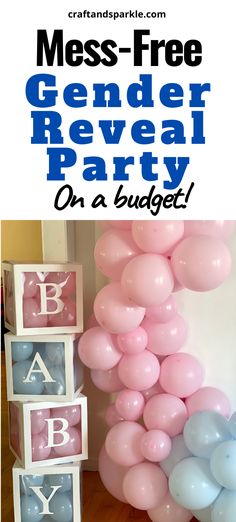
78, 220, 235, 522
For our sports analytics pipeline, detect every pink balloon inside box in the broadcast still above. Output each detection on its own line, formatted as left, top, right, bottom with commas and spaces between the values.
9, 396, 88, 468
2, 262, 83, 335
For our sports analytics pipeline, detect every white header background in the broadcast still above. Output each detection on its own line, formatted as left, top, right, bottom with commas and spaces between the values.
1, 0, 235, 219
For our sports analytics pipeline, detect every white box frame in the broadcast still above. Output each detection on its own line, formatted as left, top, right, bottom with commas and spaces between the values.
5, 332, 84, 402
13, 461, 82, 522
9, 395, 88, 468
2, 262, 83, 335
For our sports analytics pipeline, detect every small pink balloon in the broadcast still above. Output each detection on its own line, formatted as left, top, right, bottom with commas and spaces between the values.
98, 445, 128, 503
140, 430, 172, 462
142, 314, 188, 356
145, 295, 178, 323
108, 220, 132, 230
184, 220, 235, 240
132, 220, 184, 254
148, 492, 192, 522
53, 427, 82, 457
171, 235, 232, 291
159, 353, 204, 398
91, 366, 123, 392
5, 294, 15, 325
51, 405, 81, 427
78, 327, 122, 370
105, 404, 124, 428
117, 326, 148, 354
121, 254, 174, 308
86, 313, 99, 329
105, 421, 145, 466
94, 282, 145, 334
32, 432, 51, 461
122, 462, 168, 510
185, 386, 231, 417
94, 229, 140, 280
142, 381, 165, 402
31, 409, 51, 435
23, 298, 48, 328
115, 390, 145, 421
118, 351, 160, 391
48, 298, 76, 327
45, 271, 76, 298
143, 393, 188, 437
22, 272, 41, 299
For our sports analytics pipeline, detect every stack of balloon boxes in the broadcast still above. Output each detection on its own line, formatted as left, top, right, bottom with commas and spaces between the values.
2, 261, 88, 522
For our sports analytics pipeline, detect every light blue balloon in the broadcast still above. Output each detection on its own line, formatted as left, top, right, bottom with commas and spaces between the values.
20, 474, 44, 496
43, 367, 66, 395
12, 342, 33, 362
13, 361, 44, 395
184, 411, 231, 458
48, 474, 72, 493
160, 434, 192, 477
45, 342, 65, 365
169, 456, 222, 510
228, 412, 236, 439
212, 489, 236, 522
50, 492, 73, 522
20, 495, 43, 522
192, 505, 213, 522
210, 440, 236, 489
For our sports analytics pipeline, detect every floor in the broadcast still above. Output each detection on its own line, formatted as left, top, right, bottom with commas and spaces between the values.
1, 353, 197, 521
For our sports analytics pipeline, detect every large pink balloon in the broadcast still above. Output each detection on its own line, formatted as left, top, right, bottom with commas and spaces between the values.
122, 462, 168, 510
148, 492, 192, 522
142, 314, 187, 356
145, 295, 177, 323
185, 386, 231, 417
94, 283, 145, 334
32, 432, 51, 461
159, 353, 204, 398
51, 405, 81, 427
143, 394, 188, 437
23, 298, 48, 328
98, 445, 128, 502
48, 298, 76, 327
108, 220, 132, 230
78, 327, 122, 370
22, 272, 41, 299
132, 220, 184, 254
91, 365, 123, 392
105, 421, 145, 466
115, 389, 145, 421
140, 430, 172, 462
53, 427, 82, 456
94, 229, 140, 280
118, 351, 160, 391
121, 254, 174, 307
31, 409, 51, 435
105, 404, 124, 428
117, 326, 148, 354
171, 235, 232, 291
184, 220, 235, 240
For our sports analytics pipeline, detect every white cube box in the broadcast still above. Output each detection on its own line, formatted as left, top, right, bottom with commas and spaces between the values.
5, 333, 83, 402
13, 461, 82, 522
9, 396, 88, 468
2, 262, 83, 335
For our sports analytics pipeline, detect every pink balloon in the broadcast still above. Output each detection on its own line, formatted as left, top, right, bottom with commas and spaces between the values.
32, 432, 51, 461
140, 430, 172, 462
117, 326, 148, 354
184, 220, 235, 240
142, 314, 187, 356
94, 229, 140, 280
31, 409, 51, 435
86, 313, 99, 329
118, 351, 160, 391
90, 366, 123, 392
185, 386, 231, 417
23, 298, 48, 328
98, 445, 128, 503
48, 298, 76, 327
45, 271, 76, 298
121, 254, 174, 307
132, 220, 184, 254
105, 404, 124, 428
171, 236, 232, 291
148, 492, 192, 522
22, 272, 41, 299
108, 220, 132, 230
53, 427, 82, 457
115, 390, 145, 421
142, 381, 165, 402
105, 421, 145, 466
51, 405, 81, 427
94, 282, 145, 334
78, 327, 122, 370
122, 462, 168, 510
146, 295, 178, 323
159, 353, 204, 398
143, 394, 188, 437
